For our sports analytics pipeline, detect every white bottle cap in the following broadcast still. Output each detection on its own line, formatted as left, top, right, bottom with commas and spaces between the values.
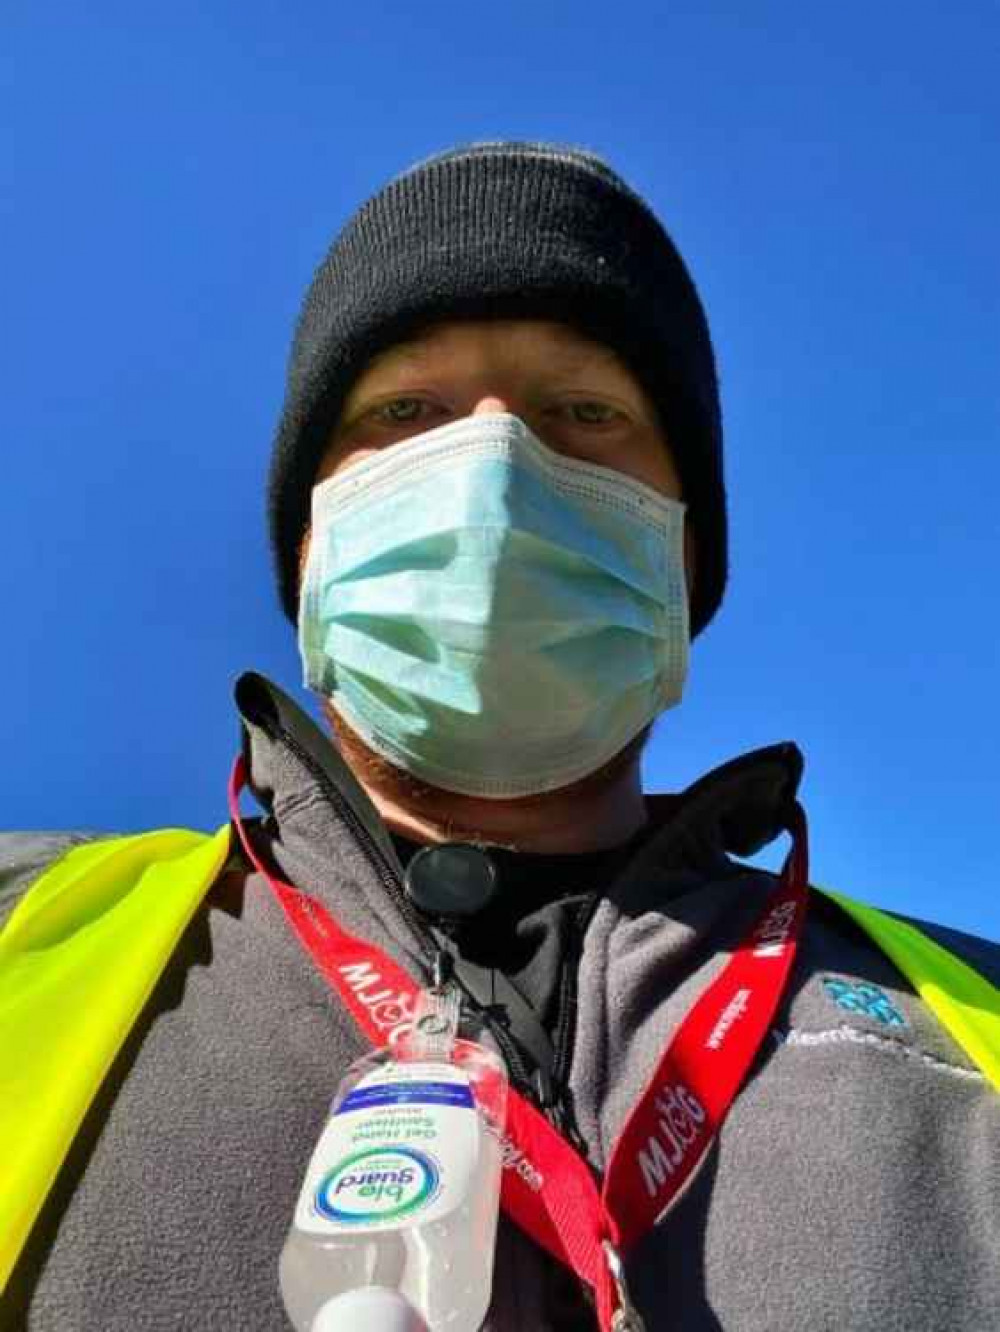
310, 1287, 429, 1332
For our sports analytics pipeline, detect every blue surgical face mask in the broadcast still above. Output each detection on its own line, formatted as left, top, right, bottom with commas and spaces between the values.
299, 413, 688, 799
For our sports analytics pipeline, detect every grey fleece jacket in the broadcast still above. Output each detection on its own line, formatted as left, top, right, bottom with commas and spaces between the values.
2, 671, 998, 1331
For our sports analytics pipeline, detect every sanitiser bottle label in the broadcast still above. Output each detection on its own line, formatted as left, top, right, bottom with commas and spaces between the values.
294, 1061, 480, 1235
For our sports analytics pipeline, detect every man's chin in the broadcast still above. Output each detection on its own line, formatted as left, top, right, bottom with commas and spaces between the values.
317, 696, 651, 811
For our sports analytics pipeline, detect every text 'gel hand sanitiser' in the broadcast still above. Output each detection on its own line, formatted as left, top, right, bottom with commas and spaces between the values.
279, 986, 507, 1331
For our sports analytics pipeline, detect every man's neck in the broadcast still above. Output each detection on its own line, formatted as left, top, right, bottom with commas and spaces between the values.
372, 777, 648, 854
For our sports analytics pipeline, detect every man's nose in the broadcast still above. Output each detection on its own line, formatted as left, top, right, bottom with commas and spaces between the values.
470, 395, 514, 416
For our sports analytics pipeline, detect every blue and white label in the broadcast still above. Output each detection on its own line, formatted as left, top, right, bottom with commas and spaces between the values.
295, 1061, 480, 1236
338, 1081, 475, 1113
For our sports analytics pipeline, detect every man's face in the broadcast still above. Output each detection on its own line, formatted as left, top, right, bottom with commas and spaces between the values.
314, 318, 685, 504
300, 317, 692, 813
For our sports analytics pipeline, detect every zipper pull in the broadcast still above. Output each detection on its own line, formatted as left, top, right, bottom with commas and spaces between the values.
432, 947, 455, 990
604, 1242, 647, 1332
533, 1064, 555, 1108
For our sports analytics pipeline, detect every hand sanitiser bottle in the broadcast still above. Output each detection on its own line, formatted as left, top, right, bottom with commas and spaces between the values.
280, 986, 507, 1332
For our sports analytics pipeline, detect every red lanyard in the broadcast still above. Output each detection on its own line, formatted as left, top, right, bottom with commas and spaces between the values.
229, 757, 808, 1331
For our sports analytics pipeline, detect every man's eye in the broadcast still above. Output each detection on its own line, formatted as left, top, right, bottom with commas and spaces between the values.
567, 401, 617, 425
374, 398, 428, 424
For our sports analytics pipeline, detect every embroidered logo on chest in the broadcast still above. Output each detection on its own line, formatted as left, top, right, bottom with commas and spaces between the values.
822, 978, 906, 1027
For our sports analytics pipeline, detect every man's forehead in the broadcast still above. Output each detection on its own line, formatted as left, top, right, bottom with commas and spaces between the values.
356, 318, 629, 381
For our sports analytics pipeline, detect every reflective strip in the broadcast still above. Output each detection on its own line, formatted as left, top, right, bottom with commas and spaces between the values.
817, 887, 1000, 1092
0, 826, 231, 1292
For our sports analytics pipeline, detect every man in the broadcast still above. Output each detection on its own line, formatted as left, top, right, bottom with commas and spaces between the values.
2, 142, 998, 1330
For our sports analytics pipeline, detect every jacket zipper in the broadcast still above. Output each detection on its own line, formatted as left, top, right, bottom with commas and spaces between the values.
548, 893, 603, 1158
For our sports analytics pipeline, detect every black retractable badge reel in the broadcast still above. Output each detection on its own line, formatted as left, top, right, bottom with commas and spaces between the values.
404, 843, 499, 923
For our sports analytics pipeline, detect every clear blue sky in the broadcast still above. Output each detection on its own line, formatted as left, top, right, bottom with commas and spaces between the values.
3, 3, 998, 939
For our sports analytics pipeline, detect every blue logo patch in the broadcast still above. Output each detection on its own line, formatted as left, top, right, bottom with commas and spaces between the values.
822, 978, 906, 1027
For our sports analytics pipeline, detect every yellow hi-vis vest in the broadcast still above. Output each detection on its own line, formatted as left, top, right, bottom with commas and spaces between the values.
1, 825, 998, 1292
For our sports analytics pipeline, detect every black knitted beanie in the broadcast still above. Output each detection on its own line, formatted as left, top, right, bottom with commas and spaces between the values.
268, 141, 727, 636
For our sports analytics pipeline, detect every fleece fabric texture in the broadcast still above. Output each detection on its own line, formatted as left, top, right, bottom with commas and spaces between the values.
1, 672, 998, 1331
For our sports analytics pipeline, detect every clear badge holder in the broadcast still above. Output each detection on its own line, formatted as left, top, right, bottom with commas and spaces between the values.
280, 982, 508, 1332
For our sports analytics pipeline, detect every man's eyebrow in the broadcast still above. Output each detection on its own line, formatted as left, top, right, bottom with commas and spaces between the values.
364, 341, 439, 374
356, 332, 628, 385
